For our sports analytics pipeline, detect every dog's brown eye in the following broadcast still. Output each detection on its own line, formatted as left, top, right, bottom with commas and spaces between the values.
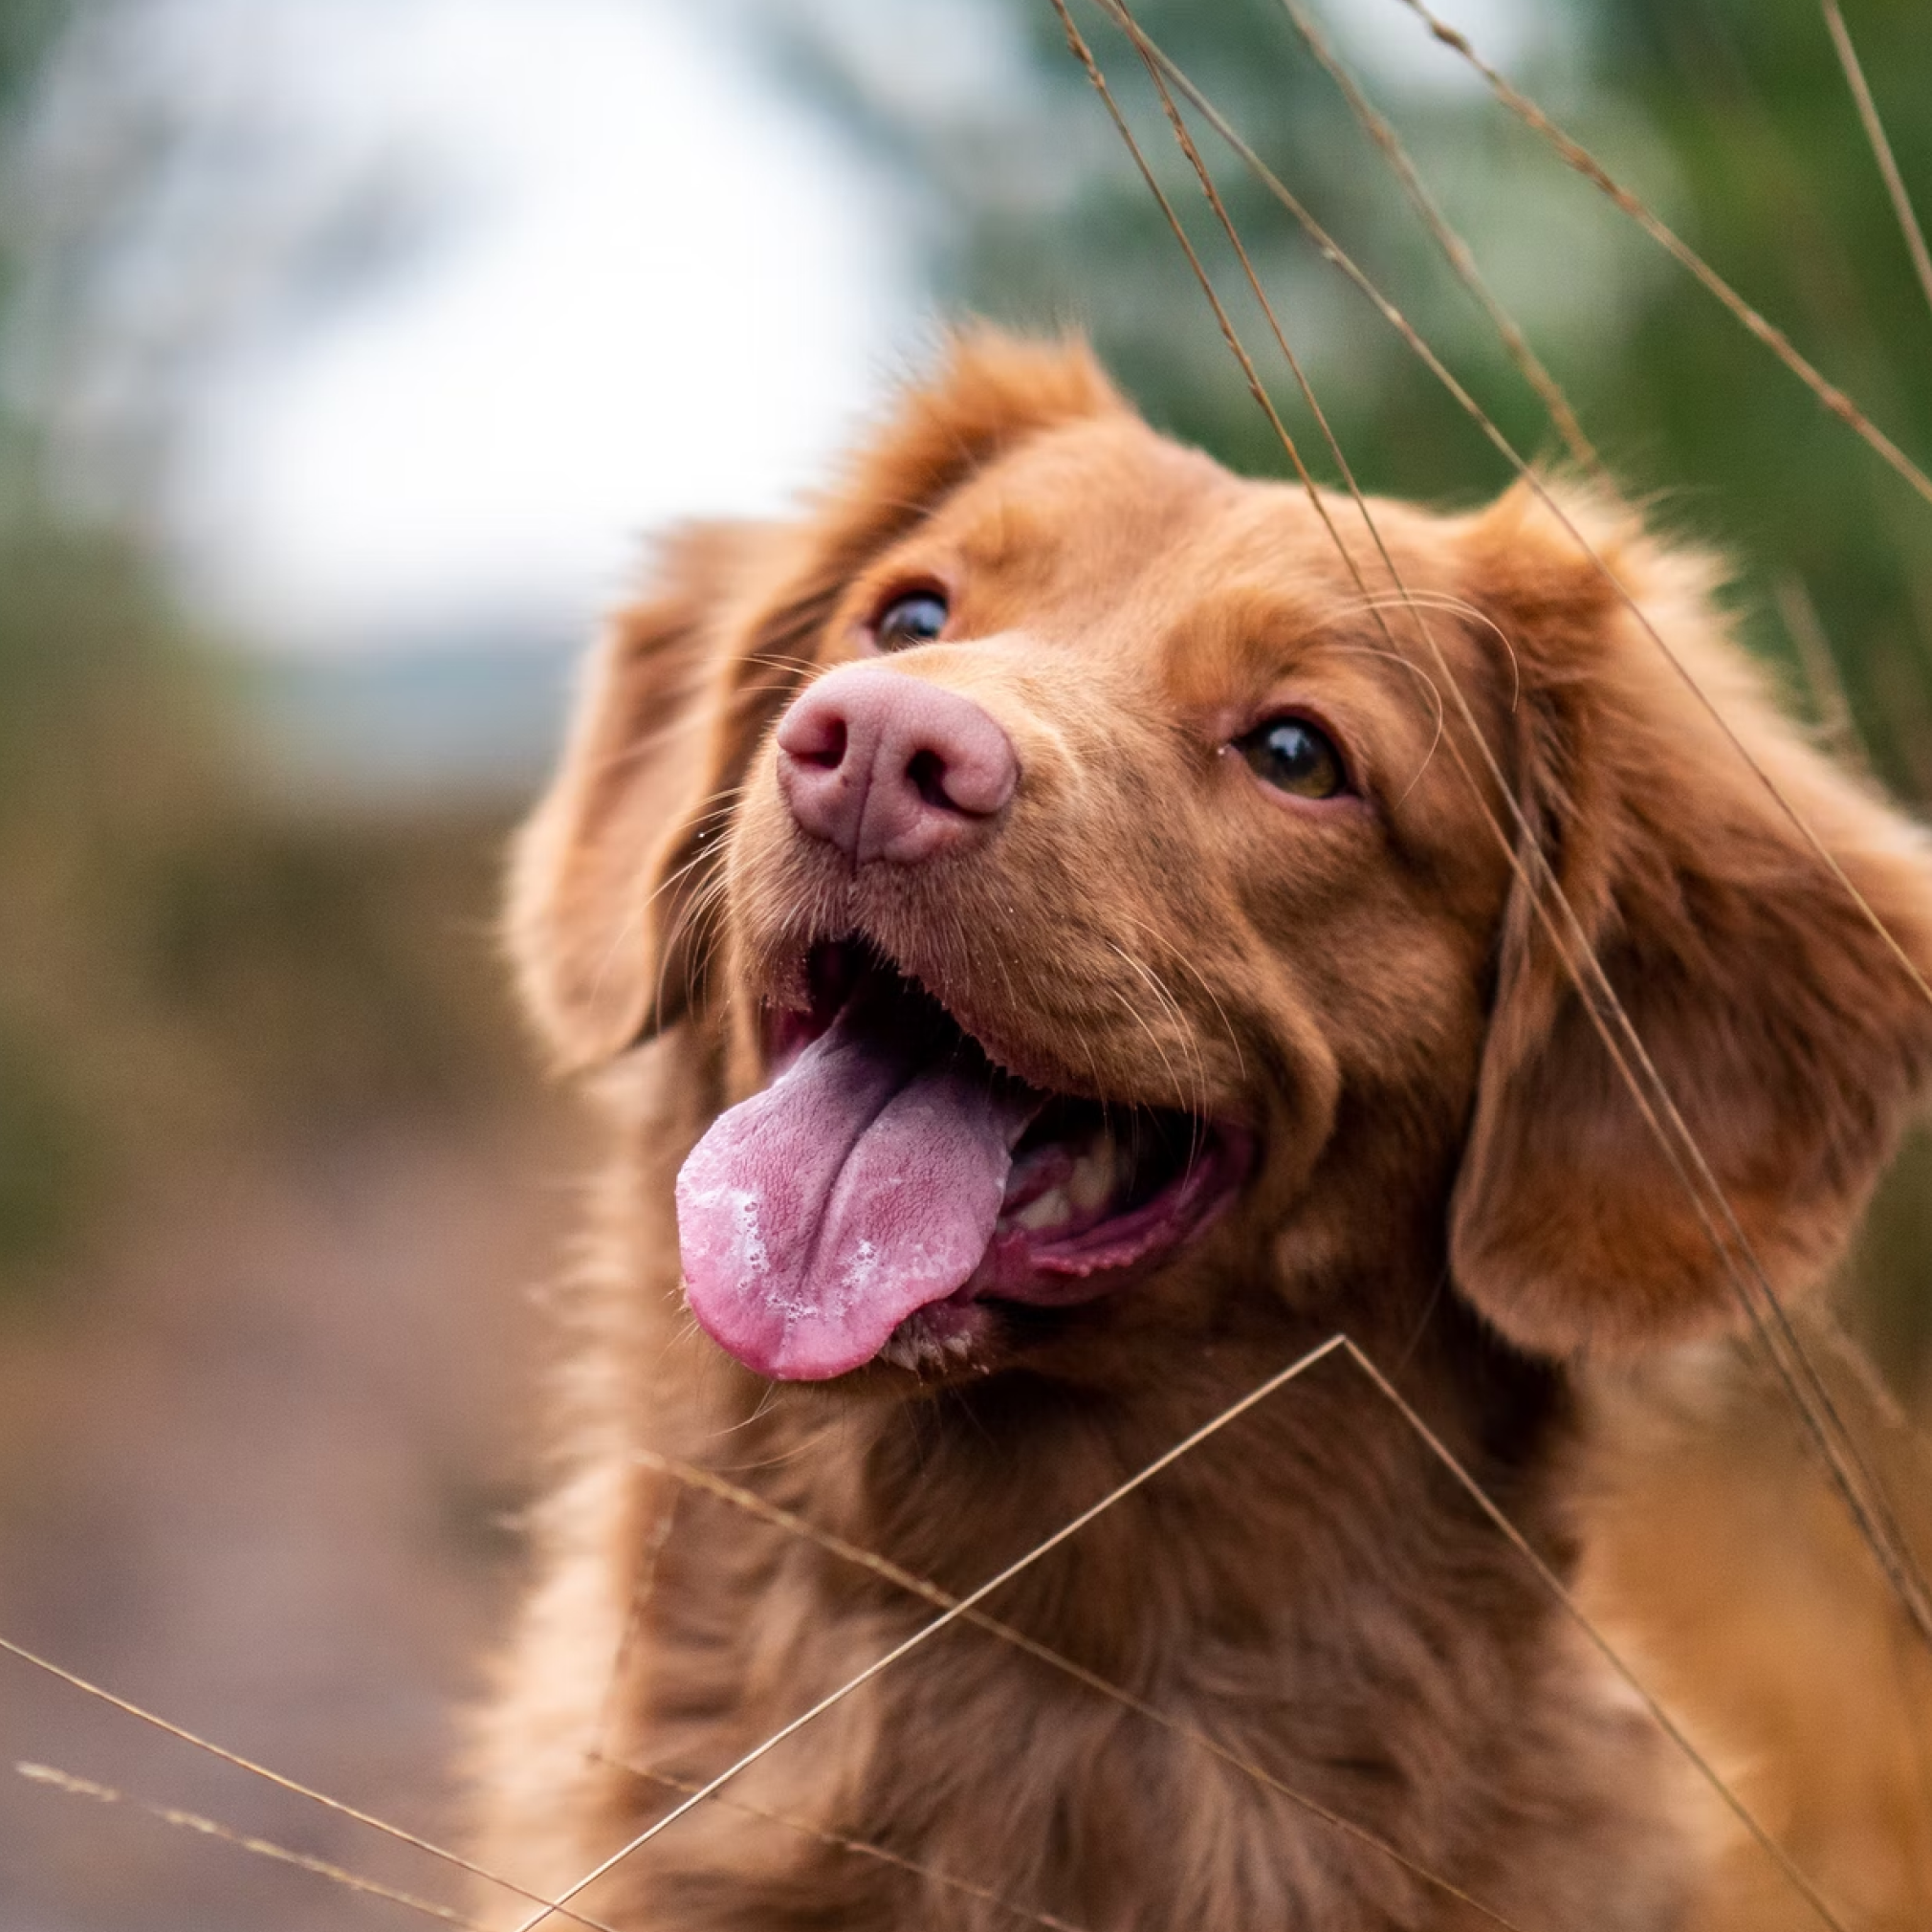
873, 590, 948, 650
1237, 715, 1348, 800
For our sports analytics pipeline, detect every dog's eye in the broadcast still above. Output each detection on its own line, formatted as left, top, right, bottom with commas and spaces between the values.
872, 589, 949, 650
1235, 715, 1348, 800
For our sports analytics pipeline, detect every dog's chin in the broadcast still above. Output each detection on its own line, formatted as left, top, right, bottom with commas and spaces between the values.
676, 937, 1250, 1387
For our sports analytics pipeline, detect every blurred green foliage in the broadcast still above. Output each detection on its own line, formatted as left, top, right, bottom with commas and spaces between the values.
0, 516, 211, 1285
1601, 0, 1932, 790
0, 10, 524, 1304
0, 514, 526, 1302
786, 0, 1932, 782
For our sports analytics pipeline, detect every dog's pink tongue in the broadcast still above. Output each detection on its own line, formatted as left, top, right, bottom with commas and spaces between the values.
676, 1002, 1036, 1380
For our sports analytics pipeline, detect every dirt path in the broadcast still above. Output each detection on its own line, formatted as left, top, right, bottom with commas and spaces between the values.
0, 1106, 584, 1931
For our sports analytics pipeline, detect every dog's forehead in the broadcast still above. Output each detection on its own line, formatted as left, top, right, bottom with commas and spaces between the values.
917, 421, 1473, 714
935, 419, 1464, 623
924, 416, 1231, 592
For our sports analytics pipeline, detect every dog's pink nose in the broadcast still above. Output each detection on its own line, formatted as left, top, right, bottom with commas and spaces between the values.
776, 664, 1018, 865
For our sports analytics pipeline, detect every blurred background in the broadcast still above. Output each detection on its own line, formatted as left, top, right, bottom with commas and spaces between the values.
0, 0, 1929, 1926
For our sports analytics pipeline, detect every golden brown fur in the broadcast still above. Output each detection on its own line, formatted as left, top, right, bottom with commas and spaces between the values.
1579, 1324, 1932, 1932
471, 334, 1932, 1930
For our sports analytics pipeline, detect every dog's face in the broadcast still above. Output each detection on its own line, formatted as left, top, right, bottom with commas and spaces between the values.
514, 334, 1932, 1391
693, 415, 1517, 1381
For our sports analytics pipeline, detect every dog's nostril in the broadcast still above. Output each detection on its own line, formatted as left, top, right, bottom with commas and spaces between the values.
799, 720, 847, 771
779, 707, 848, 772
906, 748, 953, 811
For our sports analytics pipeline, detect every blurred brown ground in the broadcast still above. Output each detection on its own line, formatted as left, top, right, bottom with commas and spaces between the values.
0, 1093, 582, 1932
0, 754, 587, 1926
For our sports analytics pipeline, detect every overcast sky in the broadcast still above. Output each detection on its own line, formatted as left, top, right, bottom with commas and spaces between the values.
92, 0, 924, 655
15, 0, 1551, 662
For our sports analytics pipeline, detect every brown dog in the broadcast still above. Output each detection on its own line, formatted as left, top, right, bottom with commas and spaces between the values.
471, 334, 1932, 1930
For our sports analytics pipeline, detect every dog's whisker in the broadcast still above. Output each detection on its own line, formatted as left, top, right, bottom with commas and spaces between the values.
1164, 949, 1246, 1086
708, 1417, 849, 1478
1097, 927, 1211, 1118
1115, 908, 1242, 1095
643, 867, 735, 1039
1128, 942, 1205, 1128
1322, 646, 1447, 803
1101, 945, 1202, 1126
1352, 596, 1523, 716
738, 650, 831, 678
560, 835, 730, 1044
575, 807, 745, 1043
667, 867, 734, 968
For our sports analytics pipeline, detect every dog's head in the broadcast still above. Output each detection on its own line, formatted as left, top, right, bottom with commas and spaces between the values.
513, 333, 1932, 1386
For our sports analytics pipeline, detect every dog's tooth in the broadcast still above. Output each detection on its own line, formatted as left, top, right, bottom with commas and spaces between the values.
1066, 1136, 1118, 1213
1016, 1187, 1073, 1232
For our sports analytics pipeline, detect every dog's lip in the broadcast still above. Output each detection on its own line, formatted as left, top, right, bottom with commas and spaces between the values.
763, 933, 1244, 1119
876, 1128, 1251, 1381
759, 937, 1252, 1361
766, 955, 1054, 1095
972, 1122, 1251, 1298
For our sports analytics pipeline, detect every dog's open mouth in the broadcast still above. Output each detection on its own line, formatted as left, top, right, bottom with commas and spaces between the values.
674, 944, 1247, 1380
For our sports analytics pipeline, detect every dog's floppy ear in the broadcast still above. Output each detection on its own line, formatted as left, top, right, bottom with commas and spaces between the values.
508, 328, 1124, 1067
1449, 483, 1932, 1357
507, 520, 786, 1065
